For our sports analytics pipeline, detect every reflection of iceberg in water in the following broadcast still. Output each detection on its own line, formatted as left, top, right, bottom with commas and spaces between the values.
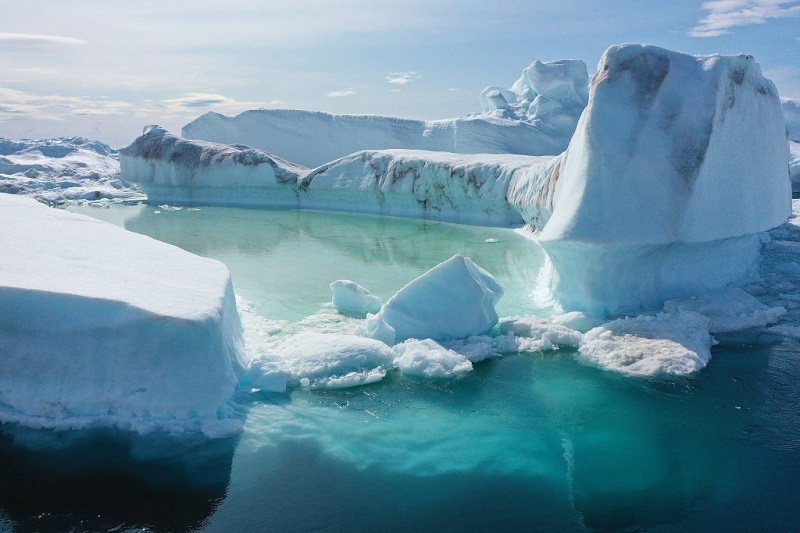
0, 425, 236, 530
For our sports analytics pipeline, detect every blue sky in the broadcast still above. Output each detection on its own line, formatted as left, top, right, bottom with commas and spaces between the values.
0, 0, 798, 147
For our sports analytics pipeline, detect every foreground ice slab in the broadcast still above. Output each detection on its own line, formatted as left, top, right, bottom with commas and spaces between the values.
365, 255, 504, 345
0, 137, 142, 205
0, 194, 244, 436
510, 44, 792, 315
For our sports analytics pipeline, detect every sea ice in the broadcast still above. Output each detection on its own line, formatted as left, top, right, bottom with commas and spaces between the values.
392, 339, 473, 378
0, 136, 142, 204
663, 287, 785, 333
364, 255, 504, 345
579, 312, 715, 376
330, 280, 383, 317
0, 194, 244, 436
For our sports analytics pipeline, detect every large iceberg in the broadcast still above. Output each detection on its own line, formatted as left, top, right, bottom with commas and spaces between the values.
121, 132, 547, 226
0, 194, 244, 436
510, 44, 791, 315
0, 136, 141, 204
180, 59, 589, 167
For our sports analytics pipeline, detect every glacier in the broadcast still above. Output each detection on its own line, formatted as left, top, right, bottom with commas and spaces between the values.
0, 194, 244, 437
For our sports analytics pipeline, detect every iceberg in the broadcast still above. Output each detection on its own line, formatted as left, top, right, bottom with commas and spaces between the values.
0, 136, 141, 205
181, 58, 588, 167
510, 44, 792, 315
118, 126, 305, 207
783, 98, 800, 192
121, 134, 546, 226
0, 194, 244, 436
364, 255, 504, 345
330, 280, 383, 317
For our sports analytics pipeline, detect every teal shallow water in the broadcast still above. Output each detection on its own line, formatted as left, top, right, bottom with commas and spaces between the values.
1, 204, 798, 531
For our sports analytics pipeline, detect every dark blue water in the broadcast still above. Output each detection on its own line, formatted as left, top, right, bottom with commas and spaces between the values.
1, 205, 797, 531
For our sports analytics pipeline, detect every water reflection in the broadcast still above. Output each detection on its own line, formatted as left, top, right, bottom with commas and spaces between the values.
0, 425, 236, 531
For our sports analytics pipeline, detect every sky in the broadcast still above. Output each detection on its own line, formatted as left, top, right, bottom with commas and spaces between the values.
0, 0, 799, 147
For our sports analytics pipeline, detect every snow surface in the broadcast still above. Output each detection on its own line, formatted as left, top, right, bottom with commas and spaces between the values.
364, 255, 504, 345
510, 44, 791, 315
330, 280, 382, 317
0, 194, 244, 436
0, 137, 142, 205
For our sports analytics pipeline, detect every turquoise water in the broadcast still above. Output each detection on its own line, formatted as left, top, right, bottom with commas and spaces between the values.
1, 205, 798, 531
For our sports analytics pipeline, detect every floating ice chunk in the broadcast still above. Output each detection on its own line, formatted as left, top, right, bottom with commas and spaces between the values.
242, 358, 292, 393
364, 255, 503, 345
579, 312, 714, 376
392, 339, 473, 378
663, 287, 785, 333
498, 317, 582, 349
330, 280, 383, 317
257, 332, 395, 390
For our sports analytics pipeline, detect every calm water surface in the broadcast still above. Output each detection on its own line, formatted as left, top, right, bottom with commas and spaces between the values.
0, 204, 797, 531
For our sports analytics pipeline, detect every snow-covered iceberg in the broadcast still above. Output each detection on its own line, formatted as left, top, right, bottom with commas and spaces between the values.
118, 126, 305, 207
0, 136, 141, 204
181, 59, 589, 167
365, 255, 504, 345
121, 131, 546, 226
510, 44, 792, 315
0, 194, 244, 437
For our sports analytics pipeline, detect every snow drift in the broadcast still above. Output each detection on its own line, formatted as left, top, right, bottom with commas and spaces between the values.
0, 194, 244, 436
510, 44, 791, 315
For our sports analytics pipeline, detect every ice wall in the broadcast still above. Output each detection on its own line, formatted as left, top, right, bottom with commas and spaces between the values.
182, 110, 570, 168
510, 44, 791, 315
119, 126, 305, 207
0, 194, 244, 436
121, 127, 549, 226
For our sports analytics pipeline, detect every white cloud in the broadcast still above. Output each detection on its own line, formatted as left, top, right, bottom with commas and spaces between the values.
0, 86, 131, 121
386, 71, 419, 85
691, 0, 800, 37
139, 92, 272, 119
0, 32, 85, 46
327, 89, 357, 97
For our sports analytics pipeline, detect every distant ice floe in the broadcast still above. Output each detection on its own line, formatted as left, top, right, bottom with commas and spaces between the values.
0, 137, 143, 205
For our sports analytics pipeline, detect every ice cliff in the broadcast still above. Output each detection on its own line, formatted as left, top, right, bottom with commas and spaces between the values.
0, 194, 244, 436
181, 59, 589, 167
510, 44, 791, 314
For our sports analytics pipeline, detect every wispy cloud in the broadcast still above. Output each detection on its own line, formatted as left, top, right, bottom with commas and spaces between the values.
0, 32, 85, 46
386, 72, 419, 85
0, 86, 131, 121
690, 0, 800, 37
140, 92, 272, 118
327, 89, 357, 97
